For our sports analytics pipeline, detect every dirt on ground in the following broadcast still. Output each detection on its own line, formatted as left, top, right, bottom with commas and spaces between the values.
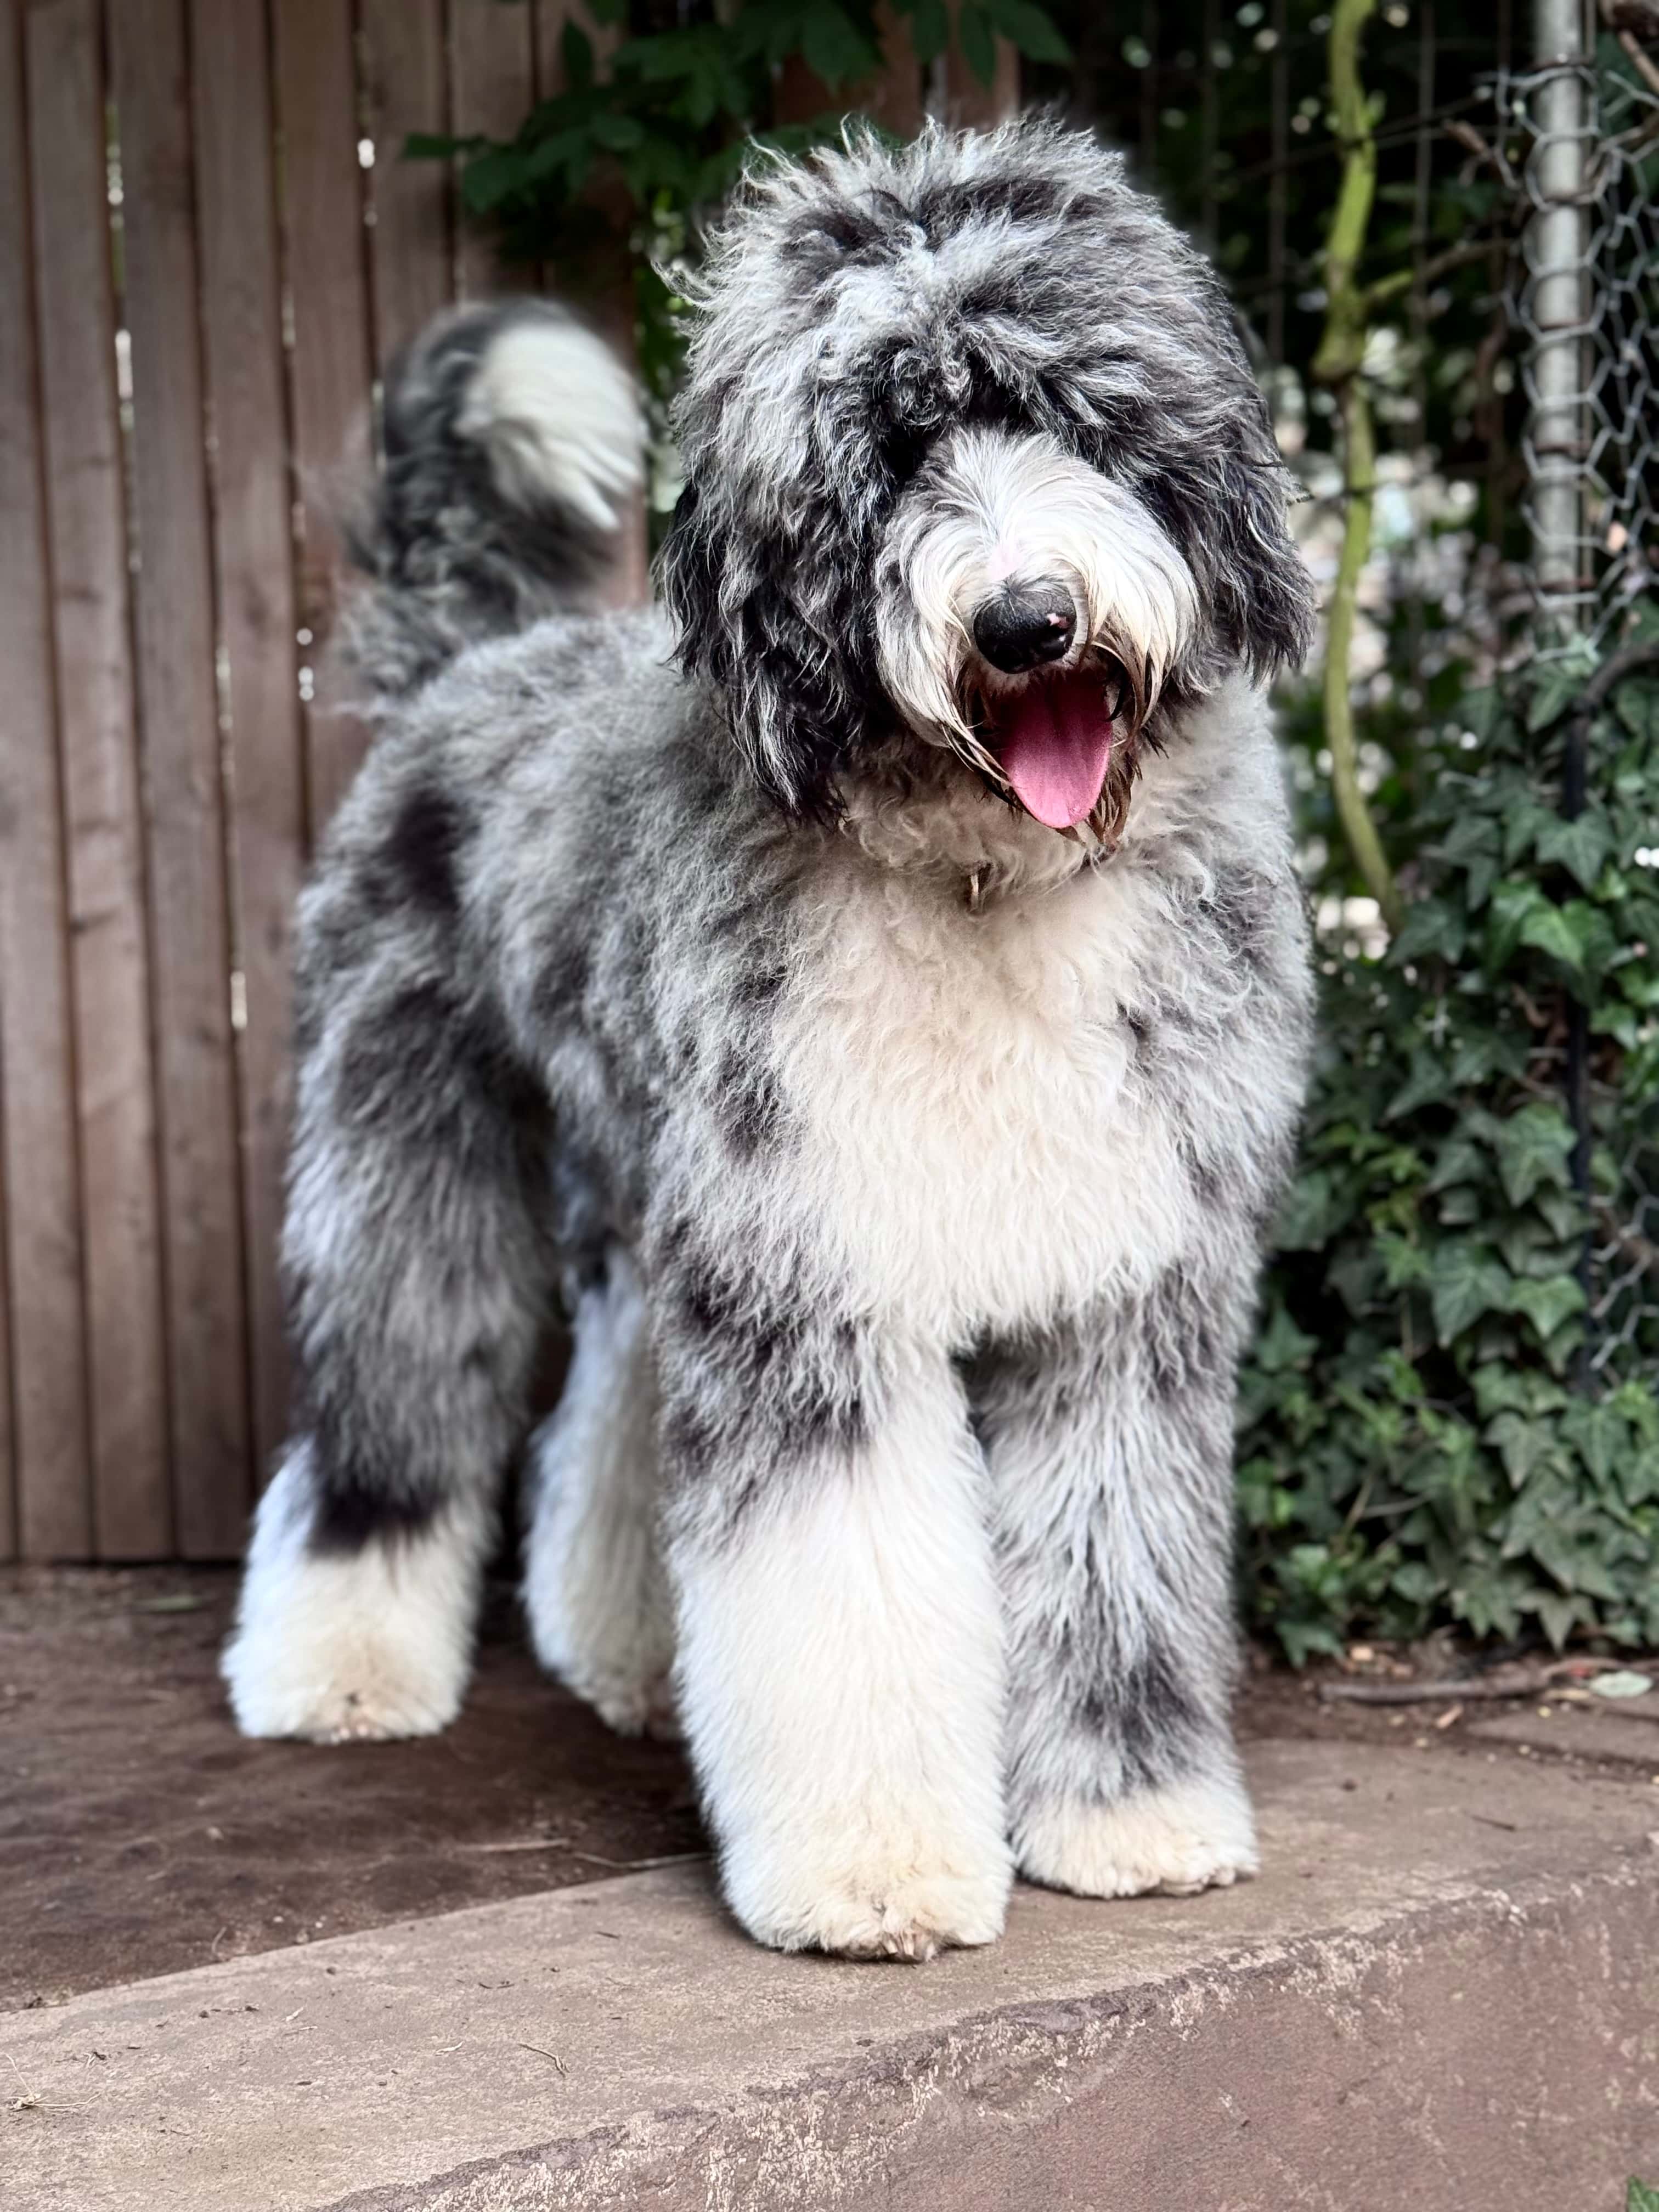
2, 1566, 1649, 2010
0, 1568, 702, 2011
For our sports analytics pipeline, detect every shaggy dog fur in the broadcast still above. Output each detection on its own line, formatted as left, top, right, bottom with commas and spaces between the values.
223, 117, 1317, 1961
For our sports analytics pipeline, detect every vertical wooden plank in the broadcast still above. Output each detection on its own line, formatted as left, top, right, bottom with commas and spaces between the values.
944, 13, 1019, 126
451, 0, 535, 300
108, 0, 252, 1555
772, 3, 923, 138
360, 0, 453, 370
26, 0, 170, 1559
270, 0, 375, 839
0, 0, 93, 1559
866, 5, 924, 139
190, 0, 304, 1482
0, 1158, 13, 1561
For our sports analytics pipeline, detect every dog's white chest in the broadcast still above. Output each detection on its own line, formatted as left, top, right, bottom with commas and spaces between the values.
777, 855, 1195, 1335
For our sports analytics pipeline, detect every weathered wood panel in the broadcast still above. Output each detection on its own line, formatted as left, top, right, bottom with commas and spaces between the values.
532, 2, 648, 606
190, 0, 306, 1482
109, 0, 252, 1555
450, 0, 537, 300
271, 0, 375, 842
1, 0, 93, 1560
27, 0, 171, 1559
945, 19, 1020, 126
360, 0, 453, 370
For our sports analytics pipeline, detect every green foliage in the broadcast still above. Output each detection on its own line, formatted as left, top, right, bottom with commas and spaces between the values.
1239, 622, 1659, 1663
408, 0, 1068, 407
1628, 2181, 1659, 2212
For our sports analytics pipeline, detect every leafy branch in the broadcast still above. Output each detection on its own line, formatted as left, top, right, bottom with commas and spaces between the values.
410, 0, 1068, 402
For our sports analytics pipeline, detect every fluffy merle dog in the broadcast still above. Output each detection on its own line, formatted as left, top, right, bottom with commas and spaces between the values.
224, 117, 1316, 1961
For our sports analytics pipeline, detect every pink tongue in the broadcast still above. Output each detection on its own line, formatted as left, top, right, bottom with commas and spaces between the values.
992, 670, 1115, 831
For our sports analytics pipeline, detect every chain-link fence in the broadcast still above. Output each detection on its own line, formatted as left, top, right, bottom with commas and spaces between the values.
1499, 19, 1659, 1383
1500, 30, 1659, 653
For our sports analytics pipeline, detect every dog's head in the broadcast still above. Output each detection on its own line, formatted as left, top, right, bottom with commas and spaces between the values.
659, 118, 1314, 832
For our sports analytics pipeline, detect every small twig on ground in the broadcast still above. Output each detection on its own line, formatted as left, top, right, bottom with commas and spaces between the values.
1322, 1677, 1532, 1705
562, 1849, 708, 1872
516, 2042, 568, 2075
1318, 1656, 1644, 1705
453, 1836, 573, 1856
6, 2052, 81, 2117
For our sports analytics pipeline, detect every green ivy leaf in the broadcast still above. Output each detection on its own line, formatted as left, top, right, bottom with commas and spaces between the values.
562, 20, 596, 90
1536, 812, 1613, 890
1384, 1047, 1453, 1122
899, 0, 951, 64
589, 110, 646, 152
1624, 1446, 1659, 1507
461, 145, 528, 214
1533, 1590, 1584, 1649
986, 0, 1072, 63
1255, 1305, 1319, 1374
800, 3, 879, 88
1430, 1243, 1513, 1346
1391, 898, 1466, 965
1508, 1274, 1588, 1343
1516, 898, 1587, 975
1527, 659, 1589, 733
1492, 1104, 1576, 1207
1425, 1135, 1486, 1193
1531, 1187, 1585, 1242
1451, 1561, 1526, 1640
1562, 1397, 1628, 1486
1487, 879, 1544, 968
404, 131, 477, 161
1502, 798, 1558, 869
1486, 1410, 1559, 1488
1626, 2181, 1659, 2212
1274, 1169, 1345, 1251
956, 0, 997, 83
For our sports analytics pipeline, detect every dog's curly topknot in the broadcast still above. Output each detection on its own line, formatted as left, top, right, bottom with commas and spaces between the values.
659, 115, 1315, 820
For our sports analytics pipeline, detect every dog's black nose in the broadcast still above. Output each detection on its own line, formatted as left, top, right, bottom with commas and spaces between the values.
971, 582, 1076, 674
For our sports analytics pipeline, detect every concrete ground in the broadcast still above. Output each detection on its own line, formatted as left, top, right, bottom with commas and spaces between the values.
5, 1568, 1659, 2209
5, 1739, 1658, 2211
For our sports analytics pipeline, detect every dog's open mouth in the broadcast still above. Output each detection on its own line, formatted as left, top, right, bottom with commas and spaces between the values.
986, 667, 1115, 831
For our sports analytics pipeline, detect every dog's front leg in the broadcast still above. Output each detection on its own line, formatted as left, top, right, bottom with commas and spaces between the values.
659, 1278, 1011, 1959
972, 1271, 1259, 1899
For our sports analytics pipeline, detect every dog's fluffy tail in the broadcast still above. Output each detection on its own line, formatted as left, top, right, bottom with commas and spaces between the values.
345, 299, 646, 702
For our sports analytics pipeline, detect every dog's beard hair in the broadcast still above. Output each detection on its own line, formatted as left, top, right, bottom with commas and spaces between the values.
874, 427, 1198, 844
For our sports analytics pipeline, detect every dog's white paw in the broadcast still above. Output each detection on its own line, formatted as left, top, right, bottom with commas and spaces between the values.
1015, 1774, 1259, 1899
223, 1452, 483, 1743
725, 1836, 1012, 1960
225, 1643, 468, 1744
565, 1661, 680, 1742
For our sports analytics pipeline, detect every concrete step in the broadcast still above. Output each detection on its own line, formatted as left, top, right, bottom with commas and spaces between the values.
5, 1739, 1657, 2211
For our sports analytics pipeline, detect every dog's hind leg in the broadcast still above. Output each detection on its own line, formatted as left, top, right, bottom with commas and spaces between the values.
522, 1248, 676, 1737
222, 973, 556, 1743
970, 1267, 1259, 1900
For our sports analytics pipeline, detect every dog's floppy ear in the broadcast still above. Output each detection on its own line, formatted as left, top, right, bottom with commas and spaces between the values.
658, 466, 874, 819
1189, 429, 1318, 681
1158, 281, 1317, 682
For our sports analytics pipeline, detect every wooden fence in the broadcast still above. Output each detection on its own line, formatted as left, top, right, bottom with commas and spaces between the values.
0, 0, 1013, 1563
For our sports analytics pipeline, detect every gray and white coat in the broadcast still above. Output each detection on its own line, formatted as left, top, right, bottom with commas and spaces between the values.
223, 116, 1315, 1960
